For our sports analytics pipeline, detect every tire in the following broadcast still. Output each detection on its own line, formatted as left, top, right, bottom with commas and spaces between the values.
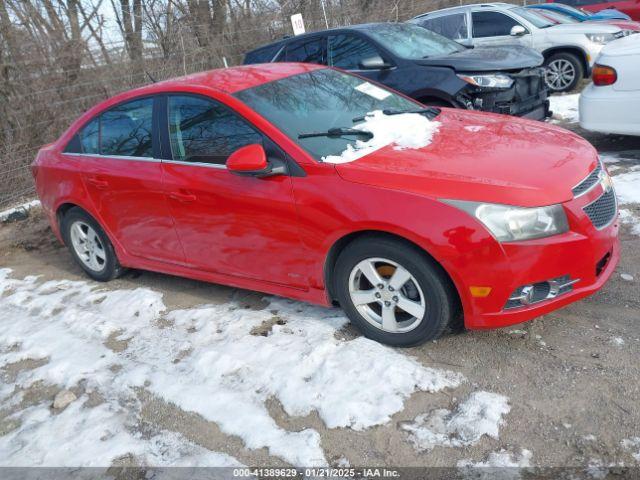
334, 236, 458, 347
61, 207, 123, 282
544, 52, 584, 93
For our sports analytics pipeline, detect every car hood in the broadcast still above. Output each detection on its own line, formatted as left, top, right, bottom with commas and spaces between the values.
415, 45, 543, 72
546, 22, 621, 34
586, 19, 640, 31
601, 32, 640, 56
333, 109, 598, 208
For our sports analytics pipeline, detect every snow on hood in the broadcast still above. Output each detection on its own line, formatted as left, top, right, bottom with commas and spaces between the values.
322, 111, 441, 164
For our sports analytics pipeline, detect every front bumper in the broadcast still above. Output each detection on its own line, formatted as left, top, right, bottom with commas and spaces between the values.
456, 67, 550, 120
458, 182, 620, 330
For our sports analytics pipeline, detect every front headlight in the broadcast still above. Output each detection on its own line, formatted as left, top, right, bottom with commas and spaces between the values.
457, 73, 514, 89
585, 33, 616, 44
443, 201, 569, 242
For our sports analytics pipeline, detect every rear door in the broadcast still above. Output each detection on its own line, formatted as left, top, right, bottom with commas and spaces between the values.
470, 10, 533, 47
160, 94, 308, 288
65, 97, 185, 264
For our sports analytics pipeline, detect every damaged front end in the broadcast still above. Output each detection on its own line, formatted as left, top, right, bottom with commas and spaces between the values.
455, 67, 550, 121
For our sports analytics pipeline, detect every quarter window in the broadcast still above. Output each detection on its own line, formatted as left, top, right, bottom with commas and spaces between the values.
167, 95, 263, 165
100, 98, 154, 157
418, 14, 469, 40
472, 11, 521, 38
79, 118, 100, 154
328, 34, 381, 70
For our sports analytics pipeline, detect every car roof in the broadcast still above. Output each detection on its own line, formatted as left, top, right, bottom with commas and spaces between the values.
244, 22, 401, 55
413, 2, 516, 18
114, 63, 326, 98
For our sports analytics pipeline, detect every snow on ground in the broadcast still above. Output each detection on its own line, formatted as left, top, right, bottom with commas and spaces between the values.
622, 438, 640, 462
322, 110, 440, 164
0, 269, 463, 467
0, 200, 41, 222
457, 449, 532, 480
400, 391, 510, 452
612, 169, 640, 205
549, 94, 579, 124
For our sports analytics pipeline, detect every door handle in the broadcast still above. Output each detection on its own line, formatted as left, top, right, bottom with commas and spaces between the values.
169, 191, 197, 203
86, 177, 109, 190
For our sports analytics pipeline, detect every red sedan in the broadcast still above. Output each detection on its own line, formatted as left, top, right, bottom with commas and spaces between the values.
32, 63, 619, 346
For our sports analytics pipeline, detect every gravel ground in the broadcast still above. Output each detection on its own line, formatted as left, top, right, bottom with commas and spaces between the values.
0, 102, 639, 477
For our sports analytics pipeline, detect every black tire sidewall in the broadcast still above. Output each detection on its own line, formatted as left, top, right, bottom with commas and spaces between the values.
334, 238, 454, 347
545, 53, 583, 93
61, 208, 120, 282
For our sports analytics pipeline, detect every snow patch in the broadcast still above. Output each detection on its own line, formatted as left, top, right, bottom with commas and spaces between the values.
618, 209, 640, 236
457, 449, 532, 480
0, 269, 463, 466
464, 125, 485, 133
622, 437, 640, 461
322, 110, 440, 164
611, 337, 625, 346
401, 391, 510, 451
613, 170, 640, 205
550, 94, 579, 123
0, 199, 40, 222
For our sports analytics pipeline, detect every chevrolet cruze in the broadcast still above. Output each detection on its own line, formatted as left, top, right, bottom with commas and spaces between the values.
32, 63, 619, 346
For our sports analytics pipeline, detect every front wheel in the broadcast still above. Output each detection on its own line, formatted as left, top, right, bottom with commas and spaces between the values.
334, 237, 459, 347
544, 52, 583, 93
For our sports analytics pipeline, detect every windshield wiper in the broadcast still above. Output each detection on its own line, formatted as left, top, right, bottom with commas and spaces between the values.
352, 107, 440, 123
298, 127, 373, 140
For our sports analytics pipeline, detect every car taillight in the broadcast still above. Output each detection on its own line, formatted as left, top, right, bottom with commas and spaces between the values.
592, 64, 617, 86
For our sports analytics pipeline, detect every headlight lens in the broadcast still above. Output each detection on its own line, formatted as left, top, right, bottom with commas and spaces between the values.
585, 33, 616, 44
457, 73, 514, 89
444, 201, 569, 242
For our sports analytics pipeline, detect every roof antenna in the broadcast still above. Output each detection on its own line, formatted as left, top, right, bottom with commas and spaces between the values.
146, 71, 157, 83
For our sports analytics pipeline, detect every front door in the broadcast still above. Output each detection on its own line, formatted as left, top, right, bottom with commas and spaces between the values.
161, 94, 308, 288
470, 10, 533, 48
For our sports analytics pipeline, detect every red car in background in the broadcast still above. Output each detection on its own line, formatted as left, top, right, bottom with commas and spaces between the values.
32, 63, 619, 346
547, 0, 640, 21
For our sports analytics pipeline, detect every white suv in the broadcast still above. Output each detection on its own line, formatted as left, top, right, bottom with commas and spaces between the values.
409, 2, 627, 92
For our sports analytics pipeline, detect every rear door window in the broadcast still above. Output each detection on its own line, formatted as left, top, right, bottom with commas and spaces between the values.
328, 34, 382, 70
418, 14, 469, 40
167, 95, 263, 165
284, 38, 324, 64
472, 11, 521, 37
100, 98, 154, 157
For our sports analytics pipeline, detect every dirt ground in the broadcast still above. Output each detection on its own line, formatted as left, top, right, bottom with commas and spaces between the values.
1, 123, 639, 475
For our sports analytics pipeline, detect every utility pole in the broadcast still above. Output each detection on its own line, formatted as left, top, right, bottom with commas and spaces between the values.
321, 0, 329, 29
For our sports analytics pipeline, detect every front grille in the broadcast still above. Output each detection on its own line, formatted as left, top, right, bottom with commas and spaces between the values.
573, 163, 602, 197
583, 188, 617, 229
512, 67, 545, 102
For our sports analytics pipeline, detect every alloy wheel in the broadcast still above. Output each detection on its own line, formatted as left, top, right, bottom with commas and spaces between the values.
545, 59, 576, 91
348, 257, 426, 333
69, 220, 107, 272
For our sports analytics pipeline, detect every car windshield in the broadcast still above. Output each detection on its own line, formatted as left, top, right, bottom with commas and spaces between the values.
512, 7, 556, 28
364, 23, 464, 59
556, 4, 590, 20
534, 9, 579, 24
234, 68, 420, 161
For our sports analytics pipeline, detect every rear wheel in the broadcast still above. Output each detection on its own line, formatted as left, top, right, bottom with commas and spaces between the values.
544, 52, 583, 93
334, 237, 458, 347
61, 208, 123, 282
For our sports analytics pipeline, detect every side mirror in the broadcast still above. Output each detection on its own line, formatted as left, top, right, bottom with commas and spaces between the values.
510, 25, 527, 37
458, 38, 475, 48
358, 55, 393, 70
226, 144, 285, 178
